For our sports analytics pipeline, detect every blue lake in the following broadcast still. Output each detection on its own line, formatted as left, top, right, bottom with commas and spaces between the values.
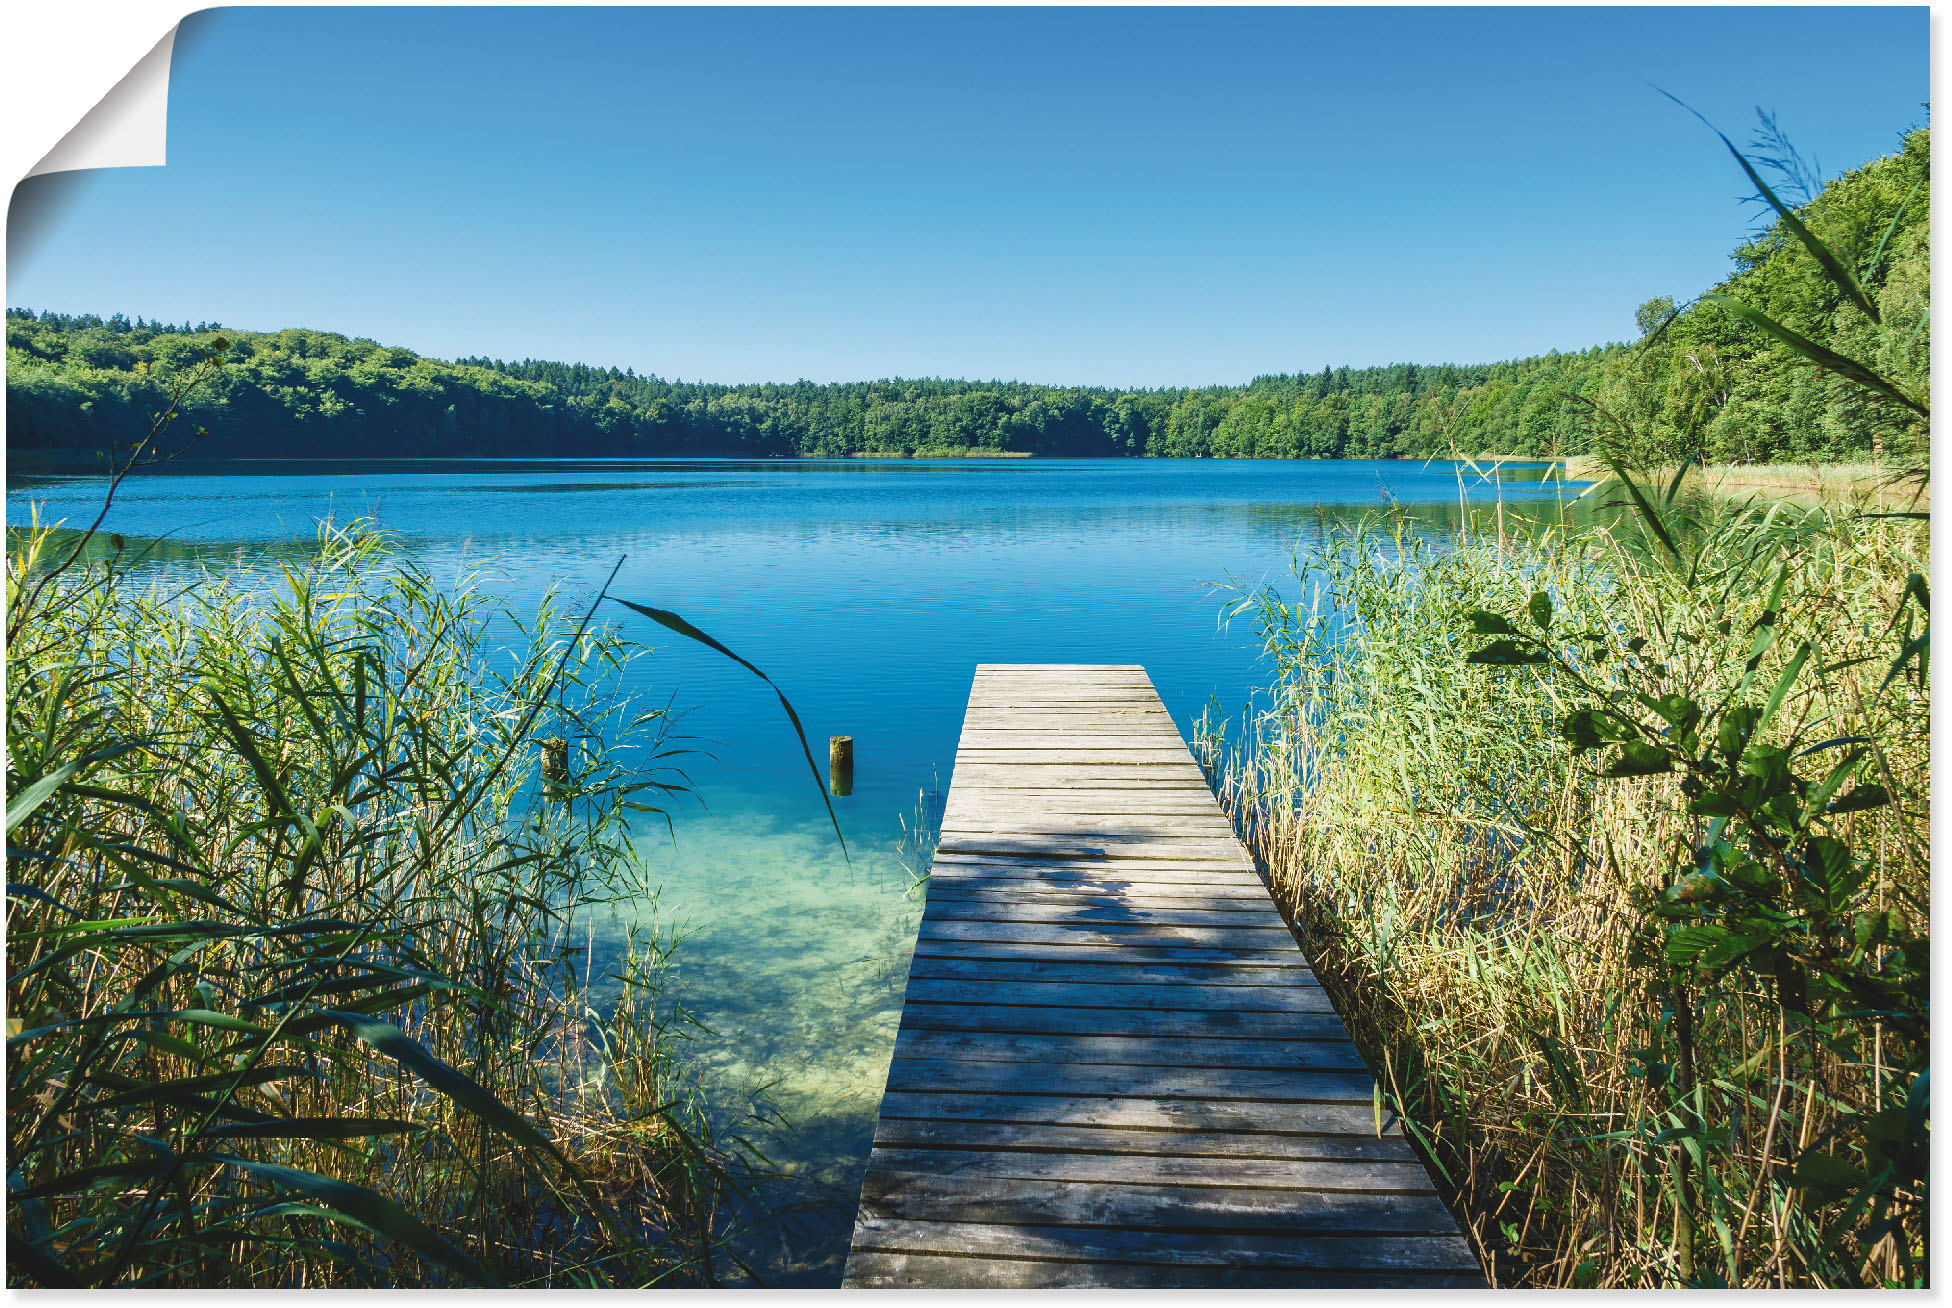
5, 456, 1581, 1282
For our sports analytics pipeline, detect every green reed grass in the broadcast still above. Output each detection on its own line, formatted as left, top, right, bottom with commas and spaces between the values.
1202, 493, 1927, 1287
7, 519, 773, 1287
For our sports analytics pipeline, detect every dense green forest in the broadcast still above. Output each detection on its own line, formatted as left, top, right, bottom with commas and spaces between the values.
6, 125, 1925, 464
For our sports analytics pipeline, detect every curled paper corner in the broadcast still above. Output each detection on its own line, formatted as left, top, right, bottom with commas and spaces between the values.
10, 21, 185, 282
27, 25, 180, 179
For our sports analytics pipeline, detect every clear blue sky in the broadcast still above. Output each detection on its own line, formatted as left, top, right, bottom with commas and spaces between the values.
9, 6, 1928, 387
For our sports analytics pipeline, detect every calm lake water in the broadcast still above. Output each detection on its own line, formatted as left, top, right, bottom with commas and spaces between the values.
6, 456, 1580, 1283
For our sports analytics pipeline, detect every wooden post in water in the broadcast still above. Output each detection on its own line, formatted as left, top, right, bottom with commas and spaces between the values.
829, 735, 854, 797
539, 736, 568, 799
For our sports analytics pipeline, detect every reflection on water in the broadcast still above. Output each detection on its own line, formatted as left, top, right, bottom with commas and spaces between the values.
6, 456, 1584, 1284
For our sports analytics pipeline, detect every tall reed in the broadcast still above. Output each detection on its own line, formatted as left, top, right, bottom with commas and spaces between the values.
7, 520, 770, 1286
1203, 495, 1927, 1287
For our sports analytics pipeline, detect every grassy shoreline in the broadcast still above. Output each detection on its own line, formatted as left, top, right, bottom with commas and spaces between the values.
1202, 498, 1928, 1286
1566, 456, 1918, 496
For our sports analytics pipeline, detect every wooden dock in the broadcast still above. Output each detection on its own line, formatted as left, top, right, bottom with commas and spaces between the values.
841, 664, 1485, 1288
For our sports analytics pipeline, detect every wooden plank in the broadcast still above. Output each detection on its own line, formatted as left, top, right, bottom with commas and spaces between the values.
956, 721, 1184, 731
916, 920, 1297, 951
863, 1144, 1430, 1190
941, 828, 1247, 843
944, 792, 1218, 816
903, 956, 1320, 987
909, 948, 1311, 980
944, 793, 1221, 811
859, 1172, 1457, 1234
947, 767, 1208, 788
976, 667, 1150, 674
924, 879, 1276, 902
956, 749, 1199, 764
874, 1088, 1389, 1132
970, 674, 1156, 684
950, 750, 1202, 763
882, 1057, 1377, 1104
931, 858, 1256, 880
926, 868, 1266, 888
924, 878, 1263, 899
940, 811, 1226, 825
963, 694, 1167, 703
936, 839, 1252, 863
926, 873, 1266, 893
896, 1004, 1348, 1039
844, 664, 1478, 1289
977, 661, 1144, 666
961, 703, 1175, 710
930, 855, 1256, 876
940, 826, 1239, 844
946, 782, 1201, 792
938, 834, 1245, 852
963, 696, 1167, 707
909, 944, 1311, 972
957, 729, 1190, 741
938, 867, 1256, 885
921, 882, 1272, 913
967, 692, 1160, 700
893, 1029, 1363, 1070
969, 684, 1159, 691
852, 1219, 1480, 1272
927, 860, 1263, 882
909, 938, 1316, 968
966, 683, 1159, 690
844, 1252, 1482, 1289
924, 900, 1290, 928
907, 952, 1317, 984
968, 686, 1161, 696
871, 1117, 1396, 1157
974, 678, 1155, 686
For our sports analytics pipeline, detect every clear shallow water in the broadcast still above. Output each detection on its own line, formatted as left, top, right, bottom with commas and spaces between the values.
6, 456, 1579, 1282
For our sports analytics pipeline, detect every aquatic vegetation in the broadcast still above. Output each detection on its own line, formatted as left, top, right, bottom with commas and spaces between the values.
894, 770, 948, 889
5, 518, 775, 1286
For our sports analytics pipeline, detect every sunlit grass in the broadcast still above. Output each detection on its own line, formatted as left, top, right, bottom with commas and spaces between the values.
1202, 497, 1927, 1287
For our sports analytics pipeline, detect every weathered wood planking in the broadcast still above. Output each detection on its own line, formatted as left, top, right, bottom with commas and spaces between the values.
842, 665, 1484, 1288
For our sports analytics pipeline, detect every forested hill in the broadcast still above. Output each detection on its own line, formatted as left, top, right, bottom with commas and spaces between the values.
6, 126, 1924, 463
5, 316, 1621, 460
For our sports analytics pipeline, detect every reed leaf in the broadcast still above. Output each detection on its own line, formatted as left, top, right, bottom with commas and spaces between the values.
1656, 89, 1881, 326
607, 597, 849, 860
1700, 294, 1927, 419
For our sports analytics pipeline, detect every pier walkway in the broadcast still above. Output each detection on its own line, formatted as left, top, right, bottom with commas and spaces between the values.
841, 664, 1484, 1288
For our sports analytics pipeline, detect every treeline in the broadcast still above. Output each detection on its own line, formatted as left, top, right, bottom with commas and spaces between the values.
5, 125, 1925, 463
3, 311, 1619, 460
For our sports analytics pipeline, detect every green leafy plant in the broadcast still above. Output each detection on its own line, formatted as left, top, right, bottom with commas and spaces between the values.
1462, 549, 1927, 1282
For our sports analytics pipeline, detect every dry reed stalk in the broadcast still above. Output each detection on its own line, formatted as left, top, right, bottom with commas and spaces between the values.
1201, 500, 1928, 1287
